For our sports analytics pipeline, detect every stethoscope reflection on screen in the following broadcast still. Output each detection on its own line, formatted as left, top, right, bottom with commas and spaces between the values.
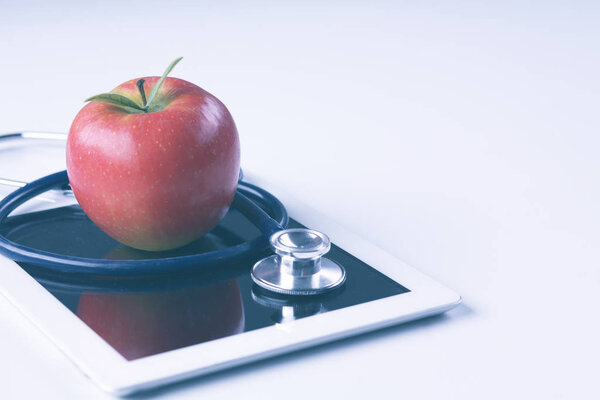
0, 132, 345, 296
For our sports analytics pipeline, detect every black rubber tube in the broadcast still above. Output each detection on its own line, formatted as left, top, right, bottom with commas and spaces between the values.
0, 170, 288, 276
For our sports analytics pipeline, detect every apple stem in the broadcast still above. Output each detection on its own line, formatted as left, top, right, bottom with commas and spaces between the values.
136, 79, 148, 110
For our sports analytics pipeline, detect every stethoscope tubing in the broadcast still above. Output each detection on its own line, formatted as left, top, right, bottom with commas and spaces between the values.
0, 170, 288, 276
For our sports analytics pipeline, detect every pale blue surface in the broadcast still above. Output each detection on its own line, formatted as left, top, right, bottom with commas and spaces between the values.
1, 1, 599, 399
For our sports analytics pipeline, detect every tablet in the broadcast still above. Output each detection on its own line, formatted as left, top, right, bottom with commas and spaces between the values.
0, 133, 461, 395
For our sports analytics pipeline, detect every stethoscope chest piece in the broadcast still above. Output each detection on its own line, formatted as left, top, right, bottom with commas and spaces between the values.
251, 228, 346, 296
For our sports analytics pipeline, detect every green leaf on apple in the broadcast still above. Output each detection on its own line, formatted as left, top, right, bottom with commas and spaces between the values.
84, 57, 183, 114
84, 93, 146, 113
145, 57, 183, 111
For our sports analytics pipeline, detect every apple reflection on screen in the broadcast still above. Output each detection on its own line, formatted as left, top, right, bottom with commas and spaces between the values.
75, 242, 245, 361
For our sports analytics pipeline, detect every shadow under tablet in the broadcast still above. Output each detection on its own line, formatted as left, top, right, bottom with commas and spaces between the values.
0, 204, 409, 361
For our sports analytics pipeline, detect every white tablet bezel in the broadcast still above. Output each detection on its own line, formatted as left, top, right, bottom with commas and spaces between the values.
0, 172, 461, 396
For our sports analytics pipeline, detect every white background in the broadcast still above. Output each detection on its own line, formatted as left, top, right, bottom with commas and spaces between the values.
1, 1, 599, 398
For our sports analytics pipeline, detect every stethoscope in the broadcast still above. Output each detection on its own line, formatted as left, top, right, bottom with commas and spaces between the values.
0, 132, 346, 296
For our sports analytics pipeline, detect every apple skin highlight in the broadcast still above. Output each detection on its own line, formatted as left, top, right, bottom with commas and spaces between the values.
66, 77, 240, 251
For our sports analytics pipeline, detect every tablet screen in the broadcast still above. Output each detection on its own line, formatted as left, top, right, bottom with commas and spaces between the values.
1, 205, 409, 361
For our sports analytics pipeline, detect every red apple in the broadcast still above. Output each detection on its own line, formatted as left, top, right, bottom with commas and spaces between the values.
66, 58, 240, 251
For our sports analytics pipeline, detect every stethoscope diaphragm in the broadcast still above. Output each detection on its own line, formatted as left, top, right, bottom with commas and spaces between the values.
251, 228, 346, 296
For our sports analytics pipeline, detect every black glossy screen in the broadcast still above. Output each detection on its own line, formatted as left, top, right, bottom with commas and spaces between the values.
1, 205, 409, 361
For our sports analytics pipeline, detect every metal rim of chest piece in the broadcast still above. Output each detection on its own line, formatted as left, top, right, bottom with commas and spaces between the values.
251, 228, 346, 296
